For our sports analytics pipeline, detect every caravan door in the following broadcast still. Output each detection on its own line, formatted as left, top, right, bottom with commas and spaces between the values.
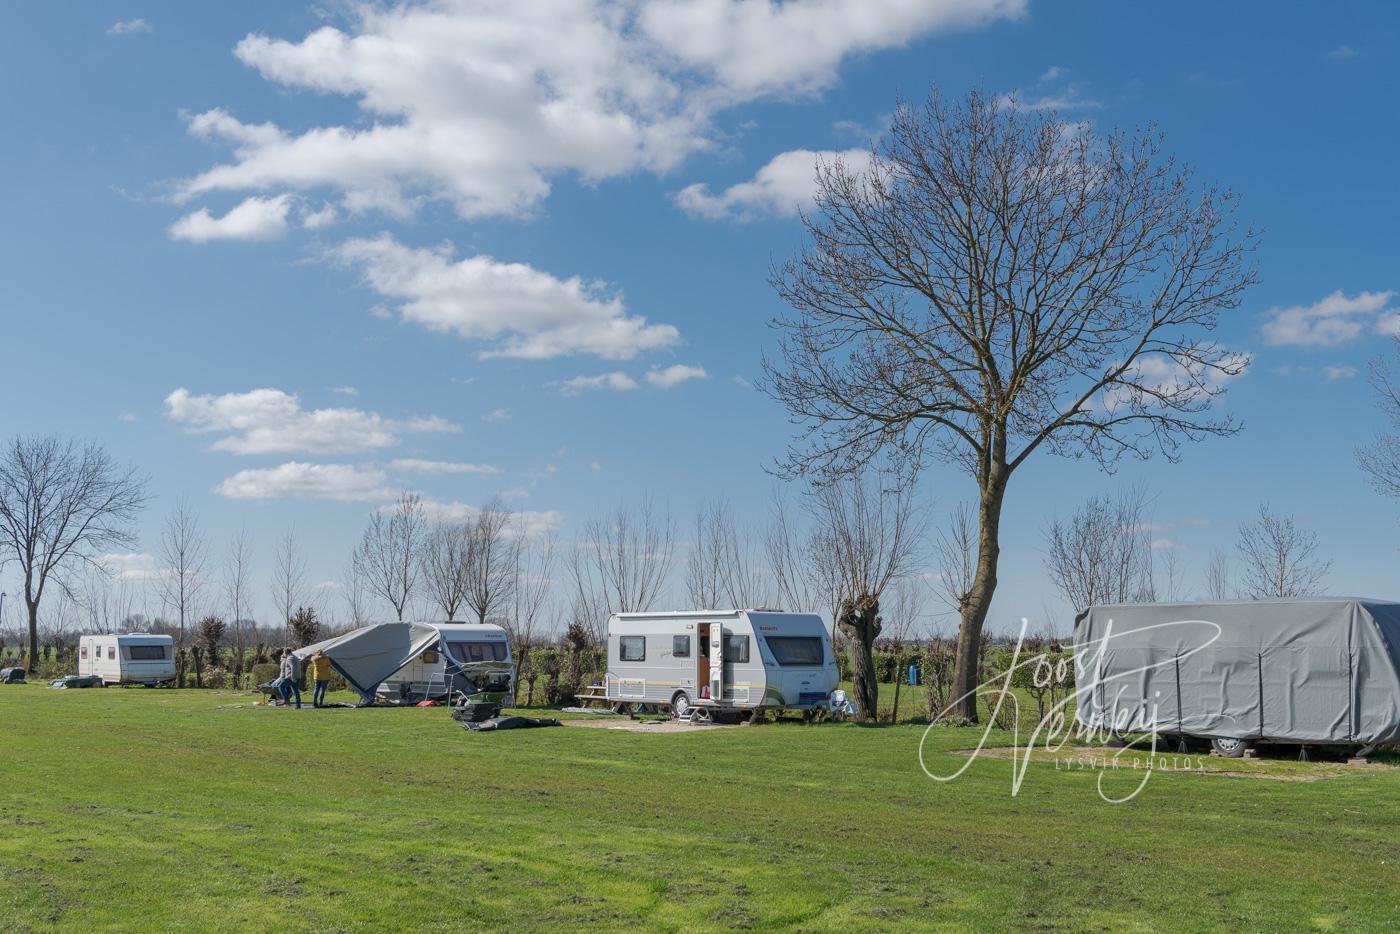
709, 625, 724, 701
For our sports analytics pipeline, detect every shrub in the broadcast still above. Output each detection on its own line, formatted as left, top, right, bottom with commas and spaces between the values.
201, 667, 230, 690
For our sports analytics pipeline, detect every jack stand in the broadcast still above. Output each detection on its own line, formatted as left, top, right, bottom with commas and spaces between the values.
1298, 745, 1311, 762
1176, 738, 1189, 754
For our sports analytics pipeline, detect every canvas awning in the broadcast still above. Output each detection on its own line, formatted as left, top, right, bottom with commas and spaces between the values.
295, 623, 439, 702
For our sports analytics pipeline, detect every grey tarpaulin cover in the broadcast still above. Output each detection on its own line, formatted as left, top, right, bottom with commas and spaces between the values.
294, 623, 439, 702
1074, 598, 1400, 745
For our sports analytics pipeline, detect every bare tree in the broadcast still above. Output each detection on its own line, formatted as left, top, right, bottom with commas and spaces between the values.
932, 501, 976, 616
1358, 337, 1400, 498
1043, 486, 1155, 614
1236, 504, 1331, 599
807, 468, 926, 720
686, 499, 730, 609
421, 521, 469, 620
463, 498, 518, 625
342, 556, 370, 628
157, 498, 207, 646
354, 492, 426, 621
0, 436, 150, 672
269, 526, 308, 643
765, 490, 838, 621
222, 526, 254, 672
567, 498, 675, 643
763, 89, 1256, 719
1203, 547, 1234, 601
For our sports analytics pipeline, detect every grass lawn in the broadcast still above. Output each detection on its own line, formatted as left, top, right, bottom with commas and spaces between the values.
1, 684, 1396, 931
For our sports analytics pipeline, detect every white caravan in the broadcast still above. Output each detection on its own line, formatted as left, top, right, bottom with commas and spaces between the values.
78, 634, 175, 686
604, 610, 838, 721
376, 621, 515, 704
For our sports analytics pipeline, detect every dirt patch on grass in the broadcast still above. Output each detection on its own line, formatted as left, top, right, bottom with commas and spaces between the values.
948, 745, 1390, 781
563, 717, 739, 733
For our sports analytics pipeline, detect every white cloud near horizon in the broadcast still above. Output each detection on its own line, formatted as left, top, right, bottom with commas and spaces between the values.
172, 0, 1022, 223
215, 462, 393, 501
389, 458, 499, 475
108, 18, 152, 36
168, 195, 292, 242
99, 552, 163, 581
559, 372, 640, 396
1261, 289, 1397, 347
676, 147, 871, 220
645, 363, 709, 388
413, 497, 563, 537
165, 387, 457, 454
330, 234, 679, 360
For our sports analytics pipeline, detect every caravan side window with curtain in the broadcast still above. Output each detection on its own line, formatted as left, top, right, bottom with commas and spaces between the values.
619, 636, 645, 661
673, 635, 690, 658
80, 646, 88, 660
108, 646, 116, 660
723, 635, 750, 663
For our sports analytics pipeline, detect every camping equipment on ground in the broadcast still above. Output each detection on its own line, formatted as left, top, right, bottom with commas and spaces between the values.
825, 689, 857, 720
450, 690, 505, 723
1, 668, 24, 684
50, 675, 103, 689
1075, 598, 1400, 757
461, 715, 562, 732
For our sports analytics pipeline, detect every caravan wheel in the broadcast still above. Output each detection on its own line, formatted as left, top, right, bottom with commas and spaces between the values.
1211, 737, 1251, 759
670, 692, 691, 719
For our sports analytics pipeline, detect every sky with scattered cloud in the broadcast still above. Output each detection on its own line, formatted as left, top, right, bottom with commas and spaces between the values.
2, 1, 1398, 628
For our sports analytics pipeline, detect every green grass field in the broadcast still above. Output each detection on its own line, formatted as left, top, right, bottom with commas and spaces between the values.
1, 684, 1397, 932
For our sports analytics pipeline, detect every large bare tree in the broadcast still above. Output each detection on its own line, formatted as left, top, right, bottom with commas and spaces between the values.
462, 498, 518, 625
807, 468, 925, 720
1357, 336, 1400, 497
221, 526, 254, 673
354, 492, 426, 621
1042, 486, 1155, 614
0, 436, 149, 672
567, 498, 674, 643
421, 520, 470, 620
686, 499, 771, 610
764, 89, 1256, 719
1236, 503, 1330, 599
268, 526, 308, 643
157, 498, 207, 646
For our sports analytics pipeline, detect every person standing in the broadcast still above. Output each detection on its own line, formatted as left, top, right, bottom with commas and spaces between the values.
308, 648, 333, 708
278, 649, 302, 709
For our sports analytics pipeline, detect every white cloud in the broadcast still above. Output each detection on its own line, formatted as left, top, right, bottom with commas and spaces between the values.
108, 18, 152, 36
1327, 45, 1358, 60
168, 195, 292, 242
559, 372, 640, 396
330, 386, 358, 396
173, 1, 1021, 222
1001, 83, 1101, 112
1039, 65, 1066, 82
165, 387, 457, 454
414, 498, 563, 537
100, 552, 163, 581
302, 202, 339, 229
733, 374, 753, 389
1260, 289, 1397, 347
1323, 364, 1359, 381
216, 462, 392, 501
118, 412, 138, 423
330, 234, 679, 360
481, 408, 512, 422
677, 148, 871, 220
645, 363, 709, 388
389, 458, 499, 475
1099, 348, 1251, 412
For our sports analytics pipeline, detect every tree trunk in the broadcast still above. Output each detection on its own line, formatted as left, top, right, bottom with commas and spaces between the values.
951, 477, 1008, 722
25, 598, 39, 674
839, 595, 881, 721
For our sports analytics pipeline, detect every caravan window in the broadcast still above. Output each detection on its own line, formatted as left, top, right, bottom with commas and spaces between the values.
765, 636, 824, 666
108, 646, 116, 660
619, 636, 645, 662
723, 634, 750, 664
672, 635, 690, 658
80, 646, 89, 660
449, 641, 507, 663
128, 645, 167, 661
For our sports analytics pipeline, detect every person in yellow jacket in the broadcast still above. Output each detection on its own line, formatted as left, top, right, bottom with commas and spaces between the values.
308, 649, 334, 708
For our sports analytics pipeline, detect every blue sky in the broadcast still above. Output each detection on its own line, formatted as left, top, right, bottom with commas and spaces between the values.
2, 2, 1398, 634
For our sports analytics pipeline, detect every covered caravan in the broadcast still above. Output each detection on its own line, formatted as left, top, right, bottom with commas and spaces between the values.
1074, 598, 1400, 750
294, 623, 440, 704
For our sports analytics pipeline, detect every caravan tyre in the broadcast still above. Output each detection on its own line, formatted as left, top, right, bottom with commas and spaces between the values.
1211, 737, 1251, 759
670, 692, 691, 719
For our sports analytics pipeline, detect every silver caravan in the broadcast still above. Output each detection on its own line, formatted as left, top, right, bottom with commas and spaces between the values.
376, 622, 514, 704
78, 633, 175, 686
604, 610, 838, 721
